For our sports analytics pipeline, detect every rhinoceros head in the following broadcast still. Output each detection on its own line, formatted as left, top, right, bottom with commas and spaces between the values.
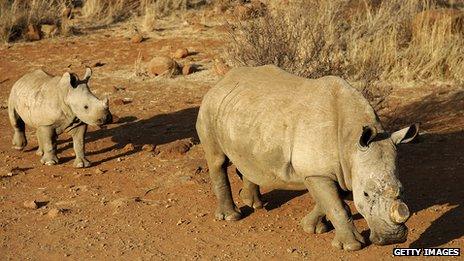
351, 124, 419, 245
60, 68, 112, 126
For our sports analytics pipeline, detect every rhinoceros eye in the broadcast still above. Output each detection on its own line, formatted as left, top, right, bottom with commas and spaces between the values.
84, 105, 89, 110
364, 192, 369, 197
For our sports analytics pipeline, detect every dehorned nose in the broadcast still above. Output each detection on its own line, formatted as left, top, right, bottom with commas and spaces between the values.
384, 184, 400, 198
390, 200, 410, 224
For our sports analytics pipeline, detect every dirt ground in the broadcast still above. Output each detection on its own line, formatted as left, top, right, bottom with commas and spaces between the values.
0, 15, 463, 260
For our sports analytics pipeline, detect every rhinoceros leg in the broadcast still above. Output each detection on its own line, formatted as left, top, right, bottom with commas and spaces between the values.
203, 145, 241, 221
305, 176, 365, 251
35, 130, 44, 156
38, 126, 59, 165
301, 204, 332, 234
238, 174, 263, 209
69, 124, 90, 168
8, 107, 27, 150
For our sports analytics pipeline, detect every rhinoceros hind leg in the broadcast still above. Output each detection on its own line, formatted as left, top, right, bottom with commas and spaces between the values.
238, 174, 263, 209
305, 176, 365, 251
38, 126, 59, 165
301, 204, 332, 234
9, 107, 27, 150
35, 130, 44, 156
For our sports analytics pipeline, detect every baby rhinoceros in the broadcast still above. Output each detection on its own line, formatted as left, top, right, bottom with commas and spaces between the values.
8, 68, 112, 168
196, 65, 419, 251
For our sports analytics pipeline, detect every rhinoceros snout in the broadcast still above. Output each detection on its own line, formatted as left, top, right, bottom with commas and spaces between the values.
97, 112, 113, 125
370, 225, 408, 245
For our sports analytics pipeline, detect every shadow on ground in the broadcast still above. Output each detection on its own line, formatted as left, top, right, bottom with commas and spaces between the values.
57, 106, 200, 165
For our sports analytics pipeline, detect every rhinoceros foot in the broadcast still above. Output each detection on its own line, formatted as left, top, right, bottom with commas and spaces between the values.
215, 206, 241, 221
301, 213, 332, 234
331, 225, 365, 251
239, 188, 263, 209
40, 155, 59, 165
74, 157, 91, 168
12, 132, 27, 150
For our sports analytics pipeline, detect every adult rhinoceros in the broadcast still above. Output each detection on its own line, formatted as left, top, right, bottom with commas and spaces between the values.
196, 65, 418, 251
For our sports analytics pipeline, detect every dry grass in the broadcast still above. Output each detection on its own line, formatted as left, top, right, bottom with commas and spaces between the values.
0, 0, 66, 42
81, 0, 140, 24
140, 0, 207, 31
226, 0, 464, 90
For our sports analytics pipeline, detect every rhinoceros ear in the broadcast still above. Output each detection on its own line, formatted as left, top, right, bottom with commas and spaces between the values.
62, 72, 79, 88
83, 67, 92, 82
359, 126, 377, 148
391, 123, 419, 144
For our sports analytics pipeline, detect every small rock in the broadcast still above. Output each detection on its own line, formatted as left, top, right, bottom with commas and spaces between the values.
131, 34, 144, 43
147, 55, 180, 77
47, 208, 62, 218
173, 48, 189, 59
92, 61, 105, 67
113, 98, 132, 106
94, 168, 105, 175
40, 24, 58, 38
110, 197, 132, 208
286, 247, 296, 253
182, 64, 195, 75
25, 24, 41, 41
113, 99, 124, 106
156, 139, 193, 156
23, 200, 38, 210
142, 144, 155, 152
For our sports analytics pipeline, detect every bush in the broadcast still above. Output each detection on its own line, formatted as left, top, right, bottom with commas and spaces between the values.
226, 0, 464, 86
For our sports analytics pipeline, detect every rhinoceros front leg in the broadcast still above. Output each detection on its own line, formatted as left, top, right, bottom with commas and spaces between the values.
38, 126, 59, 165
301, 204, 332, 234
69, 124, 90, 168
238, 174, 263, 209
206, 151, 241, 221
305, 176, 365, 251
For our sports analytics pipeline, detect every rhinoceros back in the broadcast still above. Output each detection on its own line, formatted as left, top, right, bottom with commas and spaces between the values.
9, 69, 64, 127
198, 65, 378, 189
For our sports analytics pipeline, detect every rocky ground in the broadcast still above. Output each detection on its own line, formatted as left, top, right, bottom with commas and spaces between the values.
0, 12, 463, 260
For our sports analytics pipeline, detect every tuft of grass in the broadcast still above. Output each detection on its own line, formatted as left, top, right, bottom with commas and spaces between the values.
0, 0, 66, 42
226, 0, 464, 93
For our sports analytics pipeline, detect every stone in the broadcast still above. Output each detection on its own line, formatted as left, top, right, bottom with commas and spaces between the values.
147, 55, 179, 77
173, 48, 189, 59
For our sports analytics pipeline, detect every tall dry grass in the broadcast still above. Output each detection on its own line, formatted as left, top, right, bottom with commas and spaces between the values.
0, 0, 66, 42
226, 0, 464, 88
81, 0, 140, 24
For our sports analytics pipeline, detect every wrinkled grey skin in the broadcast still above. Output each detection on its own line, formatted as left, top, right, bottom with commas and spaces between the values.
196, 65, 419, 251
8, 68, 112, 168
